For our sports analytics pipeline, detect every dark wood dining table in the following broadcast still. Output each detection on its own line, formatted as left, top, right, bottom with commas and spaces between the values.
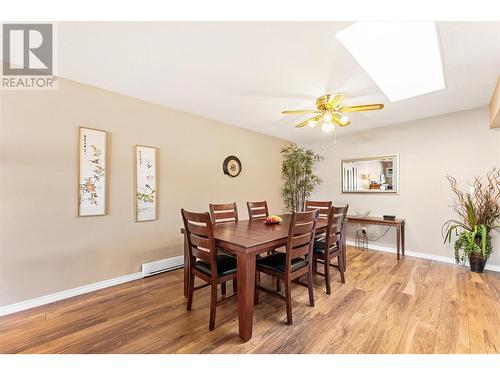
181, 213, 329, 342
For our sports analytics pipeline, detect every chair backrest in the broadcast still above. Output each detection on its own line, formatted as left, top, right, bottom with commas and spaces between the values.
323, 208, 344, 252
285, 210, 320, 273
332, 204, 349, 230
181, 209, 217, 277
305, 200, 332, 219
209, 202, 238, 225
247, 201, 269, 220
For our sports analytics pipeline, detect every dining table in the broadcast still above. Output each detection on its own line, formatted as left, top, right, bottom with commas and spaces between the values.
181, 213, 332, 342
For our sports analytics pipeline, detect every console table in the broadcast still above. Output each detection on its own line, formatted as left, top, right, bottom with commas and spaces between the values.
345, 216, 405, 259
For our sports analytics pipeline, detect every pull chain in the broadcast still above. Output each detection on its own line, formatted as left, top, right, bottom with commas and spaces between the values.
321, 125, 337, 149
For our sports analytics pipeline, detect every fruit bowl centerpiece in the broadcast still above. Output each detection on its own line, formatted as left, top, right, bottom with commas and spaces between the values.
265, 215, 282, 225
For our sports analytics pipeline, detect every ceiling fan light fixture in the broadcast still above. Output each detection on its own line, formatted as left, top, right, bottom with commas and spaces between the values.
282, 93, 383, 133
338, 114, 349, 125
323, 112, 333, 123
321, 122, 335, 133
321, 112, 333, 132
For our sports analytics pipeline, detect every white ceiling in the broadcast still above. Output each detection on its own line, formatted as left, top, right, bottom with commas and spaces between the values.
57, 22, 500, 142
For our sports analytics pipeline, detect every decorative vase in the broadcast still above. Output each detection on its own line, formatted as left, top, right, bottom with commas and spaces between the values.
469, 253, 487, 273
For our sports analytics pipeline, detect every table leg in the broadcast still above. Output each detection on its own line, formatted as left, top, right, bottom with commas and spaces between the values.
401, 223, 405, 256
237, 252, 256, 342
396, 225, 401, 260
342, 225, 347, 271
183, 232, 189, 297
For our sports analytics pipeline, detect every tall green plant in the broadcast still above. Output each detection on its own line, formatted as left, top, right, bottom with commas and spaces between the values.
281, 144, 323, 212
442, 168, 500, 263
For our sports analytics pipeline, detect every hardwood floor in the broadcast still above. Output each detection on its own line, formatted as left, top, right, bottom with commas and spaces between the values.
0, 247, 499, 354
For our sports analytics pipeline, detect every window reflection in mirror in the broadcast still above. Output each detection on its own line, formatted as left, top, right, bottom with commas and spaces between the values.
342, 155, 399, 193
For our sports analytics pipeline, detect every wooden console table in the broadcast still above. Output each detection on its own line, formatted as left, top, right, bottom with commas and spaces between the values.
345, 216, 405, 259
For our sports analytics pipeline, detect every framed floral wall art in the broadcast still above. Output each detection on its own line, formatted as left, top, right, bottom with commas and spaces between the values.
135, 145, 159, 222
78, 127, 108, 217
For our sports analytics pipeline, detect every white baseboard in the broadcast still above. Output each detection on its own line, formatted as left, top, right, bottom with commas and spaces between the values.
346, 240, 500, 272
0, 255, 185, 317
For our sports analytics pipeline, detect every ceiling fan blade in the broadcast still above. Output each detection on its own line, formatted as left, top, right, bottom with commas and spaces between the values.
282, 109, 321, 115
333, 114, 351, 127
295, 115, 322, 128
340, 104, 384, 113
326, 93, 344, 109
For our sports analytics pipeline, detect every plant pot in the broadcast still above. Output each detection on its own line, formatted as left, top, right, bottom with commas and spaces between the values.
469, 253, 488, 273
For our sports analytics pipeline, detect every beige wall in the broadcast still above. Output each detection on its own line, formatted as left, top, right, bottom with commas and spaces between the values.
301, 107, 500, 267
0, 78, 290, 306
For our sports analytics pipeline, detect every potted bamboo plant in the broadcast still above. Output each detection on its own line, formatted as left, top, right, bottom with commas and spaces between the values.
442, 168, 500, 272
281, 144, 323, 212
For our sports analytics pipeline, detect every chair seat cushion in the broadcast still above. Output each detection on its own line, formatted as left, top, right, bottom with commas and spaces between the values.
194, 254, 237, 277
313, 238, 339, 255
256, 252, 307, 273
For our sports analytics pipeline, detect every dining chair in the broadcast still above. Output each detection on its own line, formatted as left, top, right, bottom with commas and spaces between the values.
209, 202, 240, 293
255, 209, 319, 325
312, 205, 348, 294
305, 200, 332, 219
334, 204, 349, 226
333, 205, 349, 271
181, 209, 238, 331
209, 202, 238, 225
247, 200, 280, 272
247, 201, 269, 220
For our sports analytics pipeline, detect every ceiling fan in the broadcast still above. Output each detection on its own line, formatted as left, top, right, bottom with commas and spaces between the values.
282, 93, 384, 132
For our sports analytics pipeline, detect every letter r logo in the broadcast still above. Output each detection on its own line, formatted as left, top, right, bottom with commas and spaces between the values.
2, 24, 53, 76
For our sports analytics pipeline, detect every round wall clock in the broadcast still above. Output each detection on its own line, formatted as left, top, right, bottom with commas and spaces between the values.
223, 156, 242, 177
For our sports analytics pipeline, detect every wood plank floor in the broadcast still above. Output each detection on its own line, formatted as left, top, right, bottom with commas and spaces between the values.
1, 247, 499, 354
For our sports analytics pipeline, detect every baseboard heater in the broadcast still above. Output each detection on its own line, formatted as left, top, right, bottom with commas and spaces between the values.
141, 256, 184, 277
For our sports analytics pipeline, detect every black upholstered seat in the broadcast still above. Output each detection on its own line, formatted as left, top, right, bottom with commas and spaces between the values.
194, 254, 237, 277
313, 238, 339, 255
256, 252, 308, 273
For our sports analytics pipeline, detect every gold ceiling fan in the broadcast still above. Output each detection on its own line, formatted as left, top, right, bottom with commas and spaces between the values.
282, 93, 384, 132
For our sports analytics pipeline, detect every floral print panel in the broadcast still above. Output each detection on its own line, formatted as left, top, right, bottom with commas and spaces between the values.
135, 146, 158, 222
78, 127, 107, 216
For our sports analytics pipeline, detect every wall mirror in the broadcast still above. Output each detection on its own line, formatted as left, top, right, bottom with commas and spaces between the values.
342, 154, 399, 193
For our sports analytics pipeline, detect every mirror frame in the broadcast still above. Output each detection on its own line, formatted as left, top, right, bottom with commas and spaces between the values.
341, 154, 400, 194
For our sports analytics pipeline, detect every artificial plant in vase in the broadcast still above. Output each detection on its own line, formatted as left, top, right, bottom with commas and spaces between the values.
281, 144, 323, 212
442, 168, 500, 273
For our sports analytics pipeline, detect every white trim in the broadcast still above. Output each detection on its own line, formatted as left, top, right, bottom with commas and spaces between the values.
0, 255, 186, 317
0, 271, 143, 317
346, 240, 500, 272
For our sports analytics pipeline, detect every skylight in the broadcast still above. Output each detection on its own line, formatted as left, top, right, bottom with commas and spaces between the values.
336, 22, 445, 102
